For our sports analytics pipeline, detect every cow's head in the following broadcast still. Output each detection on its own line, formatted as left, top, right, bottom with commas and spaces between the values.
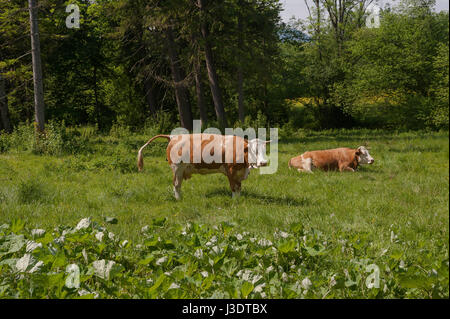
248, 139, 270, 168
356, 146, 374, 164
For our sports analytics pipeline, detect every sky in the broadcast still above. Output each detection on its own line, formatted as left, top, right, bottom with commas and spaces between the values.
280, 0, 450, 22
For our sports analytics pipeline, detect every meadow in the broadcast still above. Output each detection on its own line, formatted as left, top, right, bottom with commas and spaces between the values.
0, 128, 448, 298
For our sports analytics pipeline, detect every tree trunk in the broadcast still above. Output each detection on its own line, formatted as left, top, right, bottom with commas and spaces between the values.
237, 69, 244, 123
193, 58, 208, 125
314, 0, 322, 60
28, 0, 45, 133
144, 79, 157, 116
165, 28, 193, 131
198, 0, 227, 128
0, 74, 12, 133
93, 64, 100, 122
237, 5, 245, 123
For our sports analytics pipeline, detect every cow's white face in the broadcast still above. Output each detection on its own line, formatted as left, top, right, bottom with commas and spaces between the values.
357, 146, 374, 164
248, 139, 270, 168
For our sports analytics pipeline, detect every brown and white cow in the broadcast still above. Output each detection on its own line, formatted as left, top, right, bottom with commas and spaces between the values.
137, 134, 269, 199
288, 146, 374, 173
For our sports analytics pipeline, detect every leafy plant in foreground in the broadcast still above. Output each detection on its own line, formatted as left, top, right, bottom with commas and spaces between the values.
0, 218, 448, 299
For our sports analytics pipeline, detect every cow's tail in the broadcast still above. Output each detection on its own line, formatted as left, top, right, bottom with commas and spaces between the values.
137, 135, 171, 172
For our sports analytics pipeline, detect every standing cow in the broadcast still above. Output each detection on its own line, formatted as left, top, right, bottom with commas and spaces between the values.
137, 134, 270, 199
288, 146, 374, 173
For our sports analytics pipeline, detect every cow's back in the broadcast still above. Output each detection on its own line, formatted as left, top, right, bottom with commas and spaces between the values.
166, 134, 249, 169
302, 148, 354, 171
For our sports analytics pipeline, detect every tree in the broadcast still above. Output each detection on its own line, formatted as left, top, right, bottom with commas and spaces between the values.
197, 0, 227, 128
236, 0, 246, 123
164, 27, 193, 131
0, 73, 12, 133
193, 53, 208, 125
329, 0, 449, 128
28, 0, 45, 132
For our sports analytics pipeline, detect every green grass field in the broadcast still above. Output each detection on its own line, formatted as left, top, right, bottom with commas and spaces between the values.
0, 129, 448, 298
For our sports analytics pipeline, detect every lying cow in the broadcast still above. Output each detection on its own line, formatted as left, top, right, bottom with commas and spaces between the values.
137, 134, 269, 199
288, 146, 374, 173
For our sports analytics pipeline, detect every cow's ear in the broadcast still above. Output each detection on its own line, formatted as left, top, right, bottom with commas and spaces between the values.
264, 140, 272, 144
356, 147, 362, 155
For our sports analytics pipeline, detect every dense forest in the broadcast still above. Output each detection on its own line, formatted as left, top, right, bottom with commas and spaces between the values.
0, 0, 448, 137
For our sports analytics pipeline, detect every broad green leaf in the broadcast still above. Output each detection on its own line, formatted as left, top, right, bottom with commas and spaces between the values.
0, 234, 25, 257
304, 245, 326, 256
147, 274, 166, 295
220, 222, 234, 236
290, 222, 304, 235
398, 275, 433, 289
241, 281, 254, 298
138, 255, 155, 266
10, 219, 25, 233
390, 250, 403, 260
278, 240, 296, 253
152, 217, 167, 227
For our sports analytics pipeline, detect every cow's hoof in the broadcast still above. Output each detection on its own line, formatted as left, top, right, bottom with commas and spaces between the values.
174, 192, 182, 200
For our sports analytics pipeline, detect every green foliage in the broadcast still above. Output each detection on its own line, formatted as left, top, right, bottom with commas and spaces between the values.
0, 217, 447, 298
0, 134, 10, 153
143, 111, 178, 135
0, 121, 91, 155
240, 111, 269, 131
429, 41, 449, 129
1, 0, 448, 131
16, 177, 47, 204
328, 2, 449, 129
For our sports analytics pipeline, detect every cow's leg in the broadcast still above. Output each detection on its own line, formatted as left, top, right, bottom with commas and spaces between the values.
226, 167, 242, 198
233, 168, 247, 198
232, 180, 242, 198
171, 164, 185, 200
227, 176, 240, 198
339, 164, 354, 172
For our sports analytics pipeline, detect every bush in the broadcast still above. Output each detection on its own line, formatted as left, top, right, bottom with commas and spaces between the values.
283, 98, 320, 130
428, 101, 449, 129
0, 133, 10, 153
33, 121, 65, 155
241, 110, 269, 130
17, 178, 47, 204
8, 122, 35, 153
109, 122, 131, 139
1, 121, 91, 156
144, 111, 177, 135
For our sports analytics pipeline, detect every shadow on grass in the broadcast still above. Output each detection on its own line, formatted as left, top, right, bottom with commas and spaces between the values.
205, 188, 310, 206
387, 145, 444, 153
356, 166, 383, 174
